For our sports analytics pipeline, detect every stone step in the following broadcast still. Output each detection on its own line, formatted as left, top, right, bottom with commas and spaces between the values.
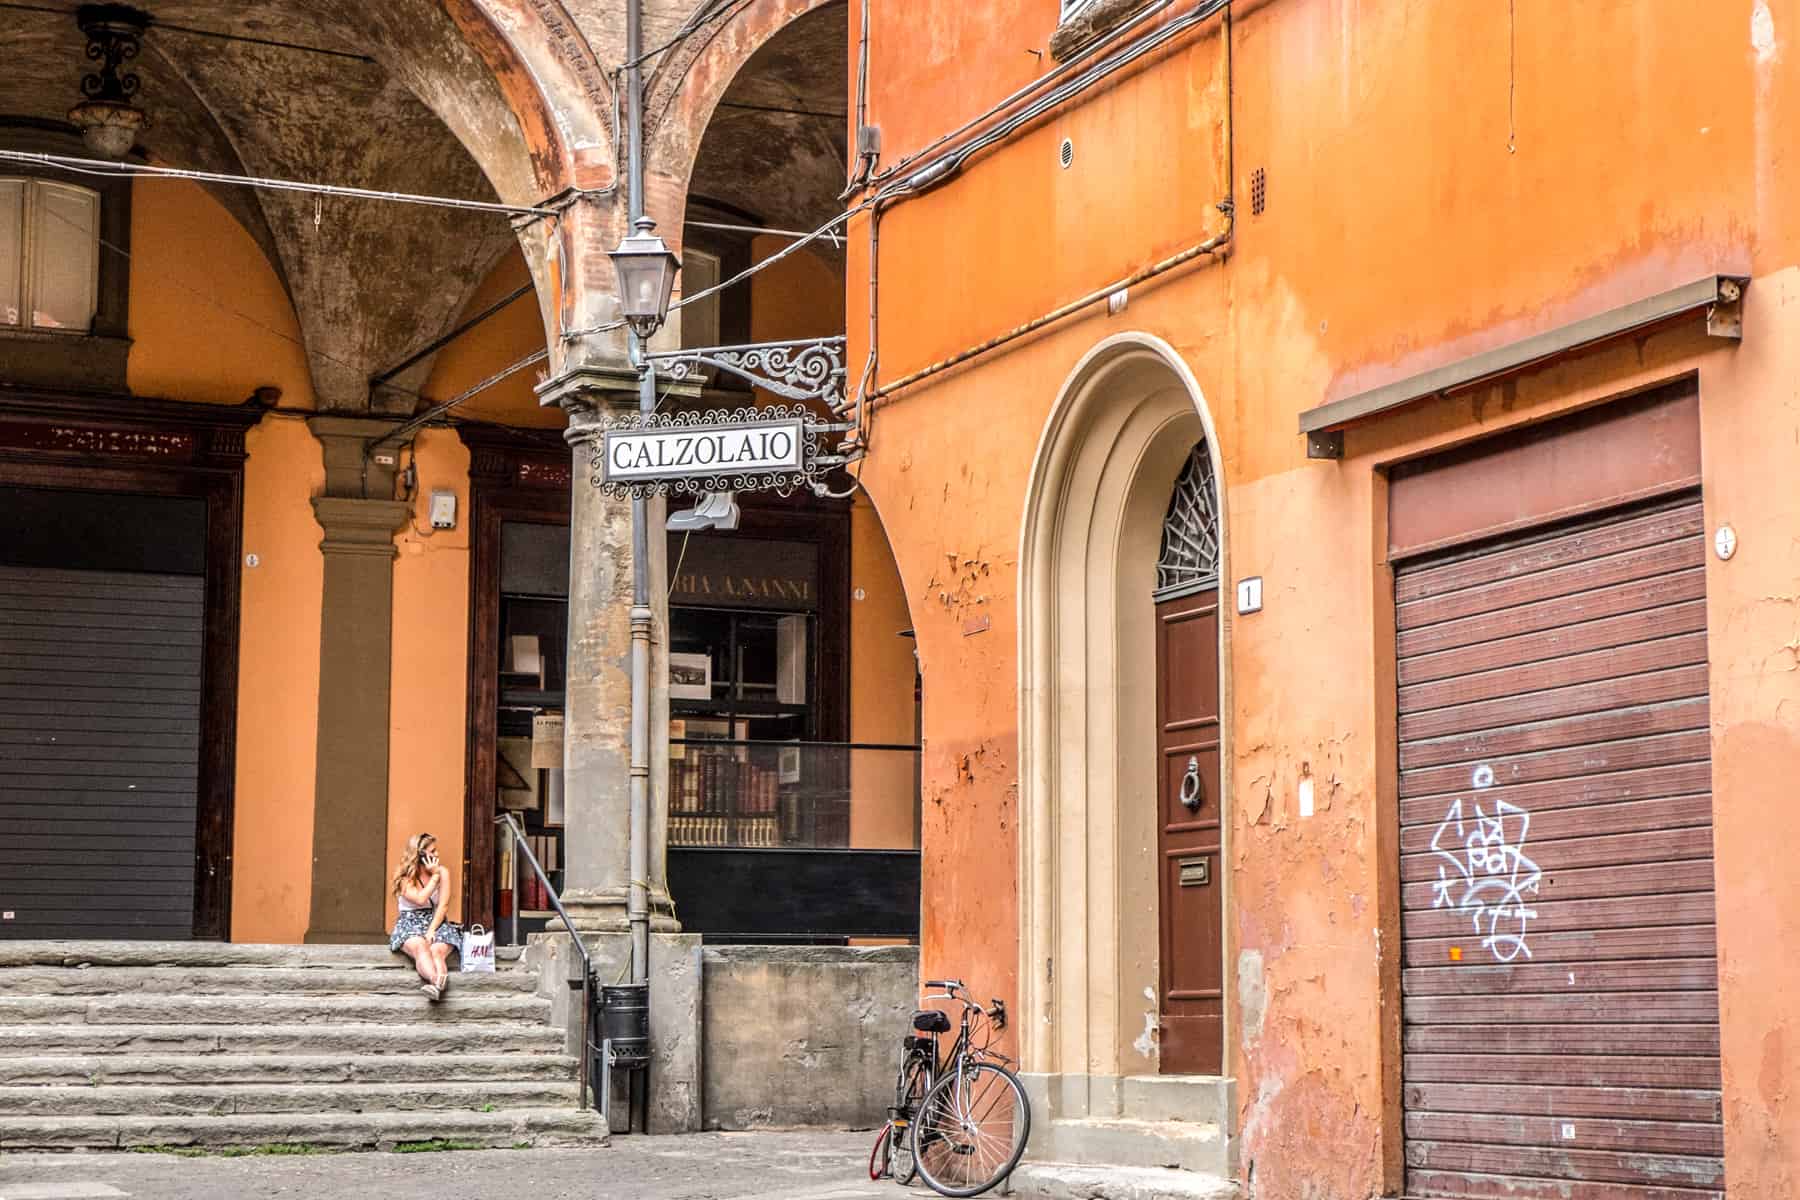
1011, 1162, 1238, 1200
0, 941, 527, 971
1038, 1117, 1229, 1174
0, 1106, 608, 1151
0, 1052, 579, 1086
0, 965, 538, 996
1120, 1074, 1233, 1125
0, 1079, 582, 1117
0, 992, 550, 1026
0, 1022, 566, 1057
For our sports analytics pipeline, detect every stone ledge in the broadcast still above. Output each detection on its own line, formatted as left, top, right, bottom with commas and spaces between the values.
1049, 0, 1156, 62
1010, 1162, 1238, 1200
701, 944, 918, 965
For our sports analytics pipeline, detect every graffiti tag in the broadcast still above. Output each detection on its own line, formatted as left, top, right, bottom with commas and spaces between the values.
1429, 794, 1543, 962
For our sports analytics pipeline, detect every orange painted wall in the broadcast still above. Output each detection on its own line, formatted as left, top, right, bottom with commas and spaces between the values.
852, 1, 1800, 1195
229, 415, 325, 943
749, 235, 845, 340
849, 488, 918, 850
124, 178, 326, 943
126, 180, 316, 409
384, 429, 473, 930
421, 247, 559, 430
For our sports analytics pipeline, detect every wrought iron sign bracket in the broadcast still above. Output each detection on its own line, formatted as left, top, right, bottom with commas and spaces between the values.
642, 336, 847, 412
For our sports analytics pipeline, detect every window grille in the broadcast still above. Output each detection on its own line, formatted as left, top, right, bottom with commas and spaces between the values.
0, 178, 99, 333
1060, 0, 1101, 20
1154, 443, 1222, 599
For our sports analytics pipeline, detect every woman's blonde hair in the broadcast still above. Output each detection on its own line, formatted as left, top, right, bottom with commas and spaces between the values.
391, 832, 436, 897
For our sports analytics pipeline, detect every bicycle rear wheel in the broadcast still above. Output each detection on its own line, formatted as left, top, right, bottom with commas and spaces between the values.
910, 1060, 1031, 1198
890, 1054, 929, 1184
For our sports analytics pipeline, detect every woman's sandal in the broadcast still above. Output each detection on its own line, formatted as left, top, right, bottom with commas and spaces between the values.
420, 982, 441, 1002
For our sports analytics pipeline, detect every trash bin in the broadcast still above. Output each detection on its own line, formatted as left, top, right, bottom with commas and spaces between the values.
600, 983, 650, 1069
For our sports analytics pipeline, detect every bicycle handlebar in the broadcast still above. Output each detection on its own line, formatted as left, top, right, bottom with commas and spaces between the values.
924, 979, 963, 990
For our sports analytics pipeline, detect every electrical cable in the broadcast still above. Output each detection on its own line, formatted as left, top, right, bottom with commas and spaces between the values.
0, 150, 557, 218
561, 193, 876, 342
622, 0, 754, 70
369, 348, 550, 453
27, 195, 415, 414
866, 0, 1183, 190
0, 2, 378, 61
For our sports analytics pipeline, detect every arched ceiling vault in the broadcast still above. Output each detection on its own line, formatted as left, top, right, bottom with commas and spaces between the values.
0, 1, 551, 413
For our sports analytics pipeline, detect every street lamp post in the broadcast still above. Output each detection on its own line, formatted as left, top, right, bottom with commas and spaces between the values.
608, 206, 677, 1032
606, 0, 683, 1135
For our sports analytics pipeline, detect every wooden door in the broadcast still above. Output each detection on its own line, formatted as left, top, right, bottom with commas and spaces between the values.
1396, 495, 1722, 1197
1155, 588, 1224, 1074
1152, 443, 1225, 1076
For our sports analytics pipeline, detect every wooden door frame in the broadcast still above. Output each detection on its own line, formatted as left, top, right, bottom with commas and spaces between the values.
0, 388, 261, 940
1017, 334, 1233, 1089
458, 423, 572, 931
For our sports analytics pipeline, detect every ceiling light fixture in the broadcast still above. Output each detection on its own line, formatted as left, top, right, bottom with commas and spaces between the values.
68, 4, 151, 160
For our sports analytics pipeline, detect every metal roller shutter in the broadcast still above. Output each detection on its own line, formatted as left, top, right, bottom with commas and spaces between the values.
0, 565, 204, 940
1396, 494, 1723, 1200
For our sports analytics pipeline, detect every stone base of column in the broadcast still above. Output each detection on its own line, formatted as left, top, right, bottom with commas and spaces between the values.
524, 928, 702, 1134
548, 886, 683, 934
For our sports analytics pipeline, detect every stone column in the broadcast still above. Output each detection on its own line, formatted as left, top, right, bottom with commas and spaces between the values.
303, 417, 410, 944
535, 369, 681, 931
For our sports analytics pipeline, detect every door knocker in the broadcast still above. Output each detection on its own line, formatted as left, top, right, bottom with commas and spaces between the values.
1179, 755, 1202, 811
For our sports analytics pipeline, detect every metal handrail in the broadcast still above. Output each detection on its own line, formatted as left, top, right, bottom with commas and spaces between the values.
667, 738, 921, 752
495, 812, 599, 1113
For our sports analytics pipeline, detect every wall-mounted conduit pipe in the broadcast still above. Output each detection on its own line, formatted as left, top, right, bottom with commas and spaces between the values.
868, 215, 1232, 408
864, 0, 1235, 409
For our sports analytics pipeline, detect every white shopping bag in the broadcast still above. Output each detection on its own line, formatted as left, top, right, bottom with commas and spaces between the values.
462, 924, 496, 973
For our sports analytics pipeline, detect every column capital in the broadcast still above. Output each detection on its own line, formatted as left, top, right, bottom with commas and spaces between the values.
307, 414, 401, 499
536, 363, 639, 410
311, 496, 411, 558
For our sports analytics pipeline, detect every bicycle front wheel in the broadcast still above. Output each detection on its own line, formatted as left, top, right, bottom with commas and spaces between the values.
910, 1061, 1031, 1198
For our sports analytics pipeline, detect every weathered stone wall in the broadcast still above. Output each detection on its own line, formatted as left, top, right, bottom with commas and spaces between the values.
700, 945, 918, 1130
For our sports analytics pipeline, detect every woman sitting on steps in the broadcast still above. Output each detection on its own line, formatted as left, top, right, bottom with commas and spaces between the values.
390, 831, 463, 1001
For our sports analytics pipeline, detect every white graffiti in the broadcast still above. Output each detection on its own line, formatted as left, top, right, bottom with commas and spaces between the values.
1429, 794, 1543, 962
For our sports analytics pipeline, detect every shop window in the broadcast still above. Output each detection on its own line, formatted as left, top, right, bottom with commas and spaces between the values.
495, 520, 570, 928
681, 248, 722, 351
0, 178, 100, 333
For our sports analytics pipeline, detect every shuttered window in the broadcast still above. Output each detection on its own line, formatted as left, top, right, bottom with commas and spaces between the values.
1397, 494, 1723, 1199
0, 564, 204, 940
0, 177, 100, 333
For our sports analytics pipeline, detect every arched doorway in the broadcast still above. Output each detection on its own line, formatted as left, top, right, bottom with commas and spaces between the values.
1152, 445, 1225, 1075
1017, 334, 1232, 1166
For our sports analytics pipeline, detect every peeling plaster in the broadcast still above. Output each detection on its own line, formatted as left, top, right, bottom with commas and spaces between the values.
1132, 985, 1158, 1059
1237, 948, 1267, 1046
1753, 2, 1779, 63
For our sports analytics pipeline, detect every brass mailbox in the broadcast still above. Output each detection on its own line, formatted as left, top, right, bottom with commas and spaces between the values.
1178, 856, 1210, 887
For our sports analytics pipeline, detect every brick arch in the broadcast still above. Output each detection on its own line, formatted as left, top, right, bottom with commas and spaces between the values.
443, 0, 618, 200
432, 0, 630, 367
641, 0, 842, 243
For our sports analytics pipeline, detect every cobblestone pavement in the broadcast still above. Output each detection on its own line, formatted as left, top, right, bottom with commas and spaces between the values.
0, 1130, 907, 1200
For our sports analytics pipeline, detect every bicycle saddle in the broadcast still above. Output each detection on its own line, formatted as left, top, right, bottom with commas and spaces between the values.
912, 1008, 951, 1033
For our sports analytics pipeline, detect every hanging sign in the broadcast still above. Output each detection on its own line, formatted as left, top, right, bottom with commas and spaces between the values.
602, 417, 804, 486
593, 403, 829, 498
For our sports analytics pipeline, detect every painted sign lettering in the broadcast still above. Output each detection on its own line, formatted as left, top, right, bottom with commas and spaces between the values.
602, 419, 804, 484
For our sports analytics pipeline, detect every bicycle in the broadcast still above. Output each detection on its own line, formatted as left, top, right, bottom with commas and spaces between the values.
869, 978, 1031, 1197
